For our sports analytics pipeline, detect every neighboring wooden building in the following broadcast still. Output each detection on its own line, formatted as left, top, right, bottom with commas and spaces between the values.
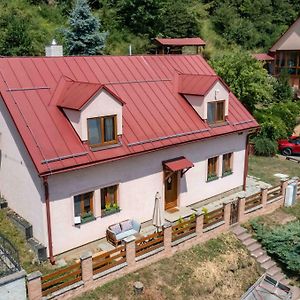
153, 37, 206, 55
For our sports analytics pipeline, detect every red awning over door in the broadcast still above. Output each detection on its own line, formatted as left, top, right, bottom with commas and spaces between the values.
163, 156, 194, 173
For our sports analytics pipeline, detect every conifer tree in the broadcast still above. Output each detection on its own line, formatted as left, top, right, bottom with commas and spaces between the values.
63, 0, 106, 55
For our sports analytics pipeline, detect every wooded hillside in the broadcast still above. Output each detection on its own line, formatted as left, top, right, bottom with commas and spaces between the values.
1, 0, 299, 56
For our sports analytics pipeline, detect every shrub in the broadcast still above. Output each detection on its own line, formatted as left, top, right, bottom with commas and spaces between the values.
253, 136, 277, 156
250, 219, 300, 273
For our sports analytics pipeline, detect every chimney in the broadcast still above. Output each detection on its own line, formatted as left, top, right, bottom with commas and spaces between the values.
45, 39, 63, 57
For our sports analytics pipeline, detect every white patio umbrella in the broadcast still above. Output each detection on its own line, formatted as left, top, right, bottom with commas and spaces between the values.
152, 192, 164, 232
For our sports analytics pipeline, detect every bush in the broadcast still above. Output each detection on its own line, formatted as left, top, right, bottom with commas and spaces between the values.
253, 136, 277, 156
250, 219, 300, 273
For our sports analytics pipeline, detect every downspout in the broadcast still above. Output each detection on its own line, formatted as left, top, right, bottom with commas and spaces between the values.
243, 134, 250, 191
43, 176, 55, 264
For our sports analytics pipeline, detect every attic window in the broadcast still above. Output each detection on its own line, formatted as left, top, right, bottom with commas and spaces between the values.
207, 101, 225, 124
87, 115, 117, 147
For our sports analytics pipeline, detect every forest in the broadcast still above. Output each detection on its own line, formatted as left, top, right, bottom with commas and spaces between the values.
1, 0, 300, 155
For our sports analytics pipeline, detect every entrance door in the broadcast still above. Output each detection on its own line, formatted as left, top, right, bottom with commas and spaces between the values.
164, 171, 178, 210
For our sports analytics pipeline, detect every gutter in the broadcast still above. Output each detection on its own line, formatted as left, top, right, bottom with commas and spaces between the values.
43, 176, 55, 265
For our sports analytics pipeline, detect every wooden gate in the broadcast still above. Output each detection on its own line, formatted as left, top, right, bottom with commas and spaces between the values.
230, 199, 239, 225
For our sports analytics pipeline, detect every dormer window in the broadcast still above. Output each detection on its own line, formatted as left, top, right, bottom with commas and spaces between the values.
87, 115, 117, 147
207, 101, 225, 124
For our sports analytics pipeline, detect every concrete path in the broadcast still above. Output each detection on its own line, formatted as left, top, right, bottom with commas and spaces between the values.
231, 225, 300, 300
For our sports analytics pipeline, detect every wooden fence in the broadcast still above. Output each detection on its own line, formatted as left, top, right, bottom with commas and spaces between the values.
171, 217, 196, 242
203, 207, 224, 229
135, 231, 164, 257
28, 179, 299, 300
267, 184, 282, 202
92, 244, 126, 276
41, 262, 82, 297
245, 191, 262, 211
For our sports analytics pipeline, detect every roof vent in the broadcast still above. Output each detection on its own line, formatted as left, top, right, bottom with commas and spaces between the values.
45, 39, 63, 57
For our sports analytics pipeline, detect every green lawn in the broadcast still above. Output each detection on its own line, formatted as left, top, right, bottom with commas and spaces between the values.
248, 155, 299, 185
75, 234, 261, 300
0, 209, 55, 274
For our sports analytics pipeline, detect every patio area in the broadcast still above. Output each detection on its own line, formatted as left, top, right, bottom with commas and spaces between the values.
55, 176, 270, 265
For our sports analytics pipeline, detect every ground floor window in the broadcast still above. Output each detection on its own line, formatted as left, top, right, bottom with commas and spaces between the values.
74, 192, 94, 223
222, 153, 233, 176
101, 185, 120, 216
207, 156, 219, 181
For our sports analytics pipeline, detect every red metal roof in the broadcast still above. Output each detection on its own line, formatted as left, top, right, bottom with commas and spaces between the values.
0, 55, 258, 176
163, 157, 194, 172
178, 74, 228, 96
252, 53, 274, 61
55, 77, 125, 110
154, 38, 206, 46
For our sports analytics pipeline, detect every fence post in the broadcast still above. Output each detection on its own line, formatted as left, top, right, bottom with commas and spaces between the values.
238, 196, 246, 223
163, 222, 172, 257
281, 178, 289, 197
80, 251, 93, 286
124, 236, 136, 269
27, 271, 42, 300
195, 211, 204, 237
223, 202, 231, 229
292, 177, 299, 200
261, 187, 268, 208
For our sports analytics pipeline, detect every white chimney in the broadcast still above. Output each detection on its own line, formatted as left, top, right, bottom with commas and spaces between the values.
45, 39, 63, 57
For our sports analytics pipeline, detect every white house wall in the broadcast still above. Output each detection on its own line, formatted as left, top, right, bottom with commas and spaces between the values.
48, 132, 246, 255
0, 99, 47, 247
185, 81, 229, 120
64, 89, 123, 141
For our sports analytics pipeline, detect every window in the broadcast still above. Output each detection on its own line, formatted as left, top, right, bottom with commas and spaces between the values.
87, 115, 117, 146
101, 185, 119, 216
207, 156, 218, 181
207, 101, 225, 124
222, 153, 233, 176
74, 192, 94, 223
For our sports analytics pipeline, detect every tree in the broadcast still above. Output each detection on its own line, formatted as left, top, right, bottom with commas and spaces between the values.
115, 0, 162, 37
209, 49, 274, 113
0, 8, 34, 56
63, 0, 106, 55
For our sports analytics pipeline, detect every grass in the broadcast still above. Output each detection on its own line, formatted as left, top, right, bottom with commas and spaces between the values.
248, 155, 299, 185
0, 209, 55, 274
75, 233, 261, 300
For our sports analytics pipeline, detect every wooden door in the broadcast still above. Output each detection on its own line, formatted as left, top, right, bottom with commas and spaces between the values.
164, 171, 178, 210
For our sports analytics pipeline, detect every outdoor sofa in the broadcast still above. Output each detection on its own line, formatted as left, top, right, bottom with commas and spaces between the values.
106, 219, 141, 246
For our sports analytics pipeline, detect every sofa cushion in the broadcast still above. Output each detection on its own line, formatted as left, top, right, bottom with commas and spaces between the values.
120, 220, 133, 231
110, 224, 122, 235
116, 229, 137, 241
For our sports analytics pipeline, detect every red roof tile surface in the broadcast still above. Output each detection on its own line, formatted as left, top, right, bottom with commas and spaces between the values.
0, 55, 258, 176
178, 74, 227, 95
154, 38, 206, 46
164, 157, 194, 172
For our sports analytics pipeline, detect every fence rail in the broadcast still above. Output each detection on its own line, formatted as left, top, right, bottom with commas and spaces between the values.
135, 232, 164, 257
267, 185, 282, 202
41, 262, 81, 296
245, 192, 262, 211
172, 218, 196, 242
92, 245, 126, 276
203, 207, 224, 229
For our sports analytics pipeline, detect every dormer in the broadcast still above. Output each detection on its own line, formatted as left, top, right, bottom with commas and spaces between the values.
178, 74, 229, 125
54, 77, 124, 148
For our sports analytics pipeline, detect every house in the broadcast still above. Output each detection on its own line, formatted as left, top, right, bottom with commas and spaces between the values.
153, 37, 206, 55
254, 16, 300, 89
0, 52, 258, 262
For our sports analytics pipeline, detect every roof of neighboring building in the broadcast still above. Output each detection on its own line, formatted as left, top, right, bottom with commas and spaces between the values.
0, 55, 258, 176
154, 38, 206, 47
178, 74, 229, 96
270, 16, 300, 52
252, 53, 274, 61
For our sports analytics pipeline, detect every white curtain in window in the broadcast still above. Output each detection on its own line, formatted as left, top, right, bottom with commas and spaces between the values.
104, 117, 114, 142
